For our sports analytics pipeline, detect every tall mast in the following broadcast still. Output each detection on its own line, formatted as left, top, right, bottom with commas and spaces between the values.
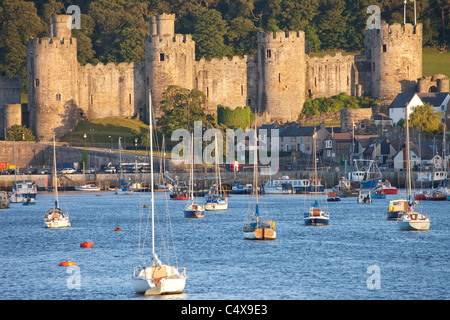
314, 127, 317, 201
53, 134, 59, 208
406, 105, 412, 199
148, 90, 155, 256
254, 115, 258, 206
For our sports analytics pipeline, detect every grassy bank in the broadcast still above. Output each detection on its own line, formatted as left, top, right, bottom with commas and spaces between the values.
422, 47, 450, 78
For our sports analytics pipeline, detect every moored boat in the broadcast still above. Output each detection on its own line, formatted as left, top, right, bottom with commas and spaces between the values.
357, 190, 372, 203
326, 192, 340, 202
45, 135, 70, 229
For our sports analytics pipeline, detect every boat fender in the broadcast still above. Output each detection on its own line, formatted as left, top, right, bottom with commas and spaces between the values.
389, 206, 395, 212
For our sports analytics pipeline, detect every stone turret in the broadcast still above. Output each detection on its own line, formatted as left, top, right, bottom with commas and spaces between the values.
27, 14, 79, 141
365, 22, 422, 103
257, 31, 306, 122
145, 14, 195, 120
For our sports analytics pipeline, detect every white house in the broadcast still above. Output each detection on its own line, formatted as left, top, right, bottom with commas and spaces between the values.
388, 92, 424, 124
389, 92, 450, 124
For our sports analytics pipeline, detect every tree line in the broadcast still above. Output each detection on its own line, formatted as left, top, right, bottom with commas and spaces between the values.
1, 0, 449, 90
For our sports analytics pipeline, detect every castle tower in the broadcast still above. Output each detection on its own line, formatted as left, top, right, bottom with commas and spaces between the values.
365, 22, 422, 103
257, 31, 306, 122
27, 14, 79, 141
144, 14, 195, 120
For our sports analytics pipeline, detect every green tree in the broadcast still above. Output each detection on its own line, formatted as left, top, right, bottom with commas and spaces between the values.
6, 124, 36, 141
217, 105, 254, 130
0, 0, 45, 89
408, 103, 443, 134
157, 85, 213, 136
190, 8, 233, 60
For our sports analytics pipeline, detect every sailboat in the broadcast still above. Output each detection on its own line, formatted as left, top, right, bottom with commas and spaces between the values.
116, 137, 133, 195
304, 128, 330, 226
243, 118, 276, 240
183, 134, 205, 218
132, 90, 186, 295
205, 134, 228, 211
396, 105, 430, 231
44, 135, 71, 229
74, 162, 100, 191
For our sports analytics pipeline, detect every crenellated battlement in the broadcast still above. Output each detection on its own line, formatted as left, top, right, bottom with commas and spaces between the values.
81, 61, 136, 71
366, 22, 422, 41
28, 37, 76, 48
146, 33, 194, 45
257, 30, 304, 44
197, 55, 248, 66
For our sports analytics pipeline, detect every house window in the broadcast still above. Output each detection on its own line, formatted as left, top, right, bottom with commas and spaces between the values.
266, 50, 271, 58
360, 122, 366, 129
160, 53, 165, 61
327, 150, 331, 157
325, 140, 332, 149
56, 93, 61, 101
291, 138, 296, 142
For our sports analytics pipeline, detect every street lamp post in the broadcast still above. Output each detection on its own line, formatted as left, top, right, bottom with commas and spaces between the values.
84, 133, 87, 149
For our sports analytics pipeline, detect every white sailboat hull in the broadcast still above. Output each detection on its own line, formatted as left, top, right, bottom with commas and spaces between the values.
204, 202, 228, 211
45, 218, 71, 229
116, 188, 133, 195
398, 219, 430, 231
132, 266, 186, 295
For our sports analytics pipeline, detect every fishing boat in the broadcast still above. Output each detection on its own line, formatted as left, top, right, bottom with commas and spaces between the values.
304, 128, 330, 226
348, 159, 383, 189
231, 183, 252, 194
0, 191, 9, 209
424, 190, 446, 201
45, 136, 70, 229
205, 135, 228, 211
12, 181, 37, 199
357, 190, 372, 203
326, 192, 341, 202
243, 118, 276, 240
183, 134, 205, 218
370, 189, 386, 199
396, 104, 430, 231
9, 140, 36, 203
132, 89, 186, 295
332, 176, 360, 198
371, 178, 397, 195
170, 186, 189, 200
414, 190, 429, 201
264, 175, 294, 194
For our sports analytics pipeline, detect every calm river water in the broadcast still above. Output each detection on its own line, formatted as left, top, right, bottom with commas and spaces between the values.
0, 190, 448, 300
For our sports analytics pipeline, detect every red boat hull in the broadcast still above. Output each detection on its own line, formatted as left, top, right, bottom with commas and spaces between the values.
414, 194, 426, 200
380, 188, 397, 195
425, 196, 446, 201
170, 194, 189, 200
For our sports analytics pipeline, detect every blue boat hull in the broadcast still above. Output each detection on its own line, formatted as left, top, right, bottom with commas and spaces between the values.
304, 217, 329, 226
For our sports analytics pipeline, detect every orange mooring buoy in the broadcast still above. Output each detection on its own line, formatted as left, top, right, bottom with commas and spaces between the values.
59, 261, 76, 267
80, 241, 94, 248
114, 227, 122, 231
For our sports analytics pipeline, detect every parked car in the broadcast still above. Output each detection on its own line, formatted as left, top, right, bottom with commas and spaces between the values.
85, 167, 96, 174
37, 168, 51, 174
59, 168, 76, 174
24, 168, 38, 174
1, 168, 18, 175
104, 166, 116, 174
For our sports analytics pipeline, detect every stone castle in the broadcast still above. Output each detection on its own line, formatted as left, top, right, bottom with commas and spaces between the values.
2, 13, 448, 141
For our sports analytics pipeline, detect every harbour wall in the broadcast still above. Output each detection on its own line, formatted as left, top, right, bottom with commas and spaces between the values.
0, 170, 420, 191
